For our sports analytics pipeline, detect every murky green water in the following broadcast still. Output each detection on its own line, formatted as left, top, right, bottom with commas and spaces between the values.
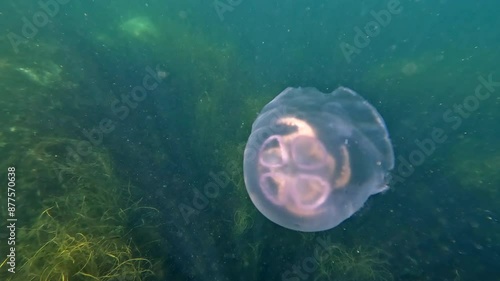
0, 1, 499, 280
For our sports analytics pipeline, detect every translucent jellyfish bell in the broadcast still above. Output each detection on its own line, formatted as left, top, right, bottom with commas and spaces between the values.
243, 87, 394, 232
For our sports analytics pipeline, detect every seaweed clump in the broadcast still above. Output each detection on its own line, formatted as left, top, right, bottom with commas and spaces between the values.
316, 244, 393, 281
0, 137, 158, 281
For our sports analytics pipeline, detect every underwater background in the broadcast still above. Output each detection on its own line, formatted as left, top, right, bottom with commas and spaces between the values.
0, 0, 499, 280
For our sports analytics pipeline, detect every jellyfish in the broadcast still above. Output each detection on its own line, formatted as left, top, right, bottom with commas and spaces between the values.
243, 87, 394, 232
